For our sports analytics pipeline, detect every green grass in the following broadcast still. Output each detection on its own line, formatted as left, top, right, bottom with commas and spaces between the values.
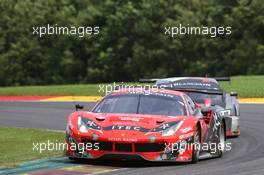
0, 82, 144, 96
0, 127, 65, 167
0, 76, 263, 97
219, 76, 264, 98
0, 84, 102, 96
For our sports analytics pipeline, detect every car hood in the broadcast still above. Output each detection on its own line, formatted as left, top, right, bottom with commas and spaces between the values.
79, 112, 185, 131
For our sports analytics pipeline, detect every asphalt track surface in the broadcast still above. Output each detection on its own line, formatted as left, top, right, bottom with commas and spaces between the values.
0, 102, 264, 175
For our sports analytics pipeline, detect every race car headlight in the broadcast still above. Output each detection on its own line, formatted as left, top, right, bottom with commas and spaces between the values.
161, 121, 183, 136
77, 116, 101, 133
78, 116, 88, 133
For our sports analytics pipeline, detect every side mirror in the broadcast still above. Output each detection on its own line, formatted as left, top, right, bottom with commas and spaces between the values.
75, 104, 84, 111
201, 107, 213, 116
201, 107, 212, 124
230, 91, 238, 97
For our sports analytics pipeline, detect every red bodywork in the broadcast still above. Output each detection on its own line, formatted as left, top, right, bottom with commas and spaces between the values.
66, 89, 210, 162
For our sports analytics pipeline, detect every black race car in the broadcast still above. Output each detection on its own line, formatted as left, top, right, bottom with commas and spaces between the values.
139, 77, 240, 137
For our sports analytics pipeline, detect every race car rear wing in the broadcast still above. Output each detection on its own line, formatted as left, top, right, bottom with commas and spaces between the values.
139, 77, 231, 83
213, 77, 231, 81
138, 78, 159, 83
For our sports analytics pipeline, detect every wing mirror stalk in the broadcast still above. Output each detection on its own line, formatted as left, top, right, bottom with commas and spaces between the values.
201, 107, 213, 124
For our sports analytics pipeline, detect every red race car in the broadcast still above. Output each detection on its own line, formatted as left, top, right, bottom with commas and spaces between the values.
66, 88, 227, 163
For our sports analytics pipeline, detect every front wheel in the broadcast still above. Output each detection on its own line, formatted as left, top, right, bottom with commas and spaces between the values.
216, 122, 226, 157
191, 126, 201, 163
68, 157, 82, 162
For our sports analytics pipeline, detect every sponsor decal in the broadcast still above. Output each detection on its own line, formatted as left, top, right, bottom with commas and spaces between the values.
180, 127, 192, 133
179, 132, 194, 139
108, 138, 138, 142
103, 125, 150, 132
219, 109, 231, 117
111, 121, 138, 125
173, 82, 212, 87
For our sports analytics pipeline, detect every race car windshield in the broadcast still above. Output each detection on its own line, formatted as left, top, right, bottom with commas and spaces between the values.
93, 93, 187, 116
185, 92, 224, 107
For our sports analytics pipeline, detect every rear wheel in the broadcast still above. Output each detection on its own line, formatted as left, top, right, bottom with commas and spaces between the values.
68, 157, 82, 161
191, 126, 201, 163
216, 122, 225, 157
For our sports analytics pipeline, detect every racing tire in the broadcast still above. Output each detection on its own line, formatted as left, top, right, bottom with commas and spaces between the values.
216, 121, 226, 157
233, 107, 240, 138
191, 126, 201, 164
68, 157, 82, 161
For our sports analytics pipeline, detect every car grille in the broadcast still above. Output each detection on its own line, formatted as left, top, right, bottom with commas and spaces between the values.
135, 143, 166, 152
115, 143, 133, 152
82, 139, 165, 152
83, 140, 112, 151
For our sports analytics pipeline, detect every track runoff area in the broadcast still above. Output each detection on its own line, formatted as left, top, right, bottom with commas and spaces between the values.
0, 96, 264, 175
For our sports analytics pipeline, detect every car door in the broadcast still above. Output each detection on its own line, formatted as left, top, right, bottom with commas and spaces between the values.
184, 94, 208, 143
